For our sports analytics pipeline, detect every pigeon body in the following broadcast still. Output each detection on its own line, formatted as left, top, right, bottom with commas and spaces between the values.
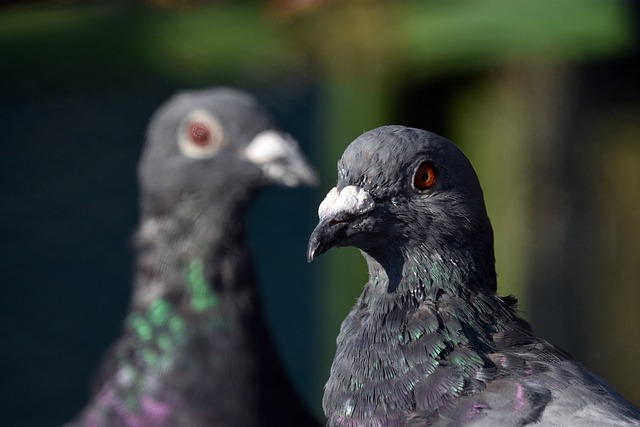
308, 125, 640, 427
67, 88, 319, 427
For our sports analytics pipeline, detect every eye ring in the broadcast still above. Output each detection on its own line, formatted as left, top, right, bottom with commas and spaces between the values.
413, 161, 437, 191
178, 109, 225, 159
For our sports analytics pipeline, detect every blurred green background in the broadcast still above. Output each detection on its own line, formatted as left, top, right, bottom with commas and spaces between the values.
1, 1, 639, 425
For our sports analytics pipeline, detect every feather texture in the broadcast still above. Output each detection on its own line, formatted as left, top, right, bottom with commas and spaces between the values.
308, 125, 640, 426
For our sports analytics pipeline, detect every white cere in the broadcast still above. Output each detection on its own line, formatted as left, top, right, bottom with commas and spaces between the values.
244, 130, 316, 187
318, 185, 375, 221
244, 130, 294, 164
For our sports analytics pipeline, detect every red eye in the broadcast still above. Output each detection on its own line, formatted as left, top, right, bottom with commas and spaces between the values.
179, 111, 225, 159
414, 161, 436, 191
189, 122, 211, 146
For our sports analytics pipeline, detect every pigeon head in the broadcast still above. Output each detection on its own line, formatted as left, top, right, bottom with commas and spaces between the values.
138, 88, 317, 215
308, 125, 494, 278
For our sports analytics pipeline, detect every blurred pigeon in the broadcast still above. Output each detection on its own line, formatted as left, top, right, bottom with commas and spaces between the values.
67, 88, 319, 427
308, 125, 640, 426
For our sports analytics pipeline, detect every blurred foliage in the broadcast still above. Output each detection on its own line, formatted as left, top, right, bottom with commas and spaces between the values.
0, 4, 297, 82
2, 0, 638, 424
1, 0, 632, 79
400, 0, 632, 75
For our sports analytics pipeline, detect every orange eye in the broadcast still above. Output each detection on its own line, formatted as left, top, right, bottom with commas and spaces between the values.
413, 161, 436, 191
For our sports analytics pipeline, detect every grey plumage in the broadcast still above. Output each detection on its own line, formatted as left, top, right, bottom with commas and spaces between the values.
308, 125, 640, 426
67, 88, 319, 427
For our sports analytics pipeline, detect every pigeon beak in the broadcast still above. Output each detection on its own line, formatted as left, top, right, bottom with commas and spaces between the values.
244, 130, 318, 187
307, 186, 375, 262
307, 217, 341, 262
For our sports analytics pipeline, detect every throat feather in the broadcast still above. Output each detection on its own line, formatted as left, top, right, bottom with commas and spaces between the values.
324, 250, 514, 425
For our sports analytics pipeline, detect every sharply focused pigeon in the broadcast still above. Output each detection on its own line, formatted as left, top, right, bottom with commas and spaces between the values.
66, 88, 320, 427
308, 125, 640, 427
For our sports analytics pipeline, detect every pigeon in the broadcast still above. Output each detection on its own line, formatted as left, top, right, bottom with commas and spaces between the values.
66, 88, 320, 427
307, 125, 640, 427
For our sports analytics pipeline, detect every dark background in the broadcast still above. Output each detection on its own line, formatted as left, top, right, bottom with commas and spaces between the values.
1, 1, 639, 426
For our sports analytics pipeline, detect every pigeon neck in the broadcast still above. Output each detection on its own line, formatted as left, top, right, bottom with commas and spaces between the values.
324, 245, 512, 426
363, 242, 497, 305
82, 202, 273, 427
132, 197, 251, 310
